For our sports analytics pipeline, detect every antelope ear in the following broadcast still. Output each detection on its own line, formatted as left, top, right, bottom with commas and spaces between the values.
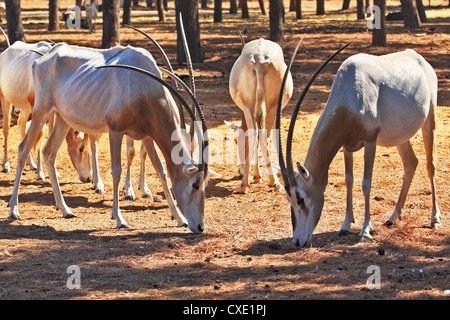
183, 163, 198, 174
297, 162, 310, 182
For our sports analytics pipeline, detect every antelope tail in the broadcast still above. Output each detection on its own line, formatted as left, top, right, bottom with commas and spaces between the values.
254, 64, 266, 132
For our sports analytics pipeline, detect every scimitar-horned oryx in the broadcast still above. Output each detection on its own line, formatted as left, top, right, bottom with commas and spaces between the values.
229, 37, 297, 194
277, 42, 441, 247
8, 42, 209, 233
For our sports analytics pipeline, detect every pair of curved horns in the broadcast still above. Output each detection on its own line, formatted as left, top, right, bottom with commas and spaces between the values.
276, 39, 350, 195
112, 18, 208, 174
125, 15, 198, 149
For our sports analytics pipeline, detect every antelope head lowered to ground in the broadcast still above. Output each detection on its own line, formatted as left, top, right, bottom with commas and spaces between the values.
0, 30, 92, 183
277, 43, 441, 247
229, 38, 295, 193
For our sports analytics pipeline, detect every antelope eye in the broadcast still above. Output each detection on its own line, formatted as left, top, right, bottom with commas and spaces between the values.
192, 183, 199, 190
296, 191, 304, 206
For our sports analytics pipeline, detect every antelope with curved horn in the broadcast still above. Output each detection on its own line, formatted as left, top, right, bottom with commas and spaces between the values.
8, 38, 208, 232
121, 20, 195, 203
277, 45, 441, 247
229, 37, 297, 193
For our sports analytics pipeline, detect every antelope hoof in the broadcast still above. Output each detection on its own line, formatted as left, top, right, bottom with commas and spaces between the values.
338, 229, 352, 236
237, 185, 249, 194
358, 233, 373, 242
431, 220, 441, 229
2, 163, 10, 173
95, 185, 105, 194
270, 181, 283, 192
141, 188, 152, 198
253, 177, 263, 184
124, 193, 136, 201
384, 219, 395, 227
63, 212, 77, 219
115, 222, 131, 229
36, 172, 45, 181
176, 221, 188, 228
8, 209, 20, 221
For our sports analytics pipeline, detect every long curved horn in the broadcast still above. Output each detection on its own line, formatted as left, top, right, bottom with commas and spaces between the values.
159, 68, 206, 135
239, 31, 246, 48
178, 13, 198, 151
285, 43, 350, 189
123, 24, 189, 132
124, 24, 174, 73
276, 35, 305, 196
95, 64, 208, 174
160, 67, 208, 173
0, 26, 10, 48
30, 50, 44, 56
178, 13, 196, 98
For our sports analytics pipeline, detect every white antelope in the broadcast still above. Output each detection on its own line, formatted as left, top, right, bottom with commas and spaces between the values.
117, 22, 203, 226
8, 38, 208, 232
0, 36, 92, 182
277, 44, 441, 247
85, 1, 98, 33
229, 38, 294, 193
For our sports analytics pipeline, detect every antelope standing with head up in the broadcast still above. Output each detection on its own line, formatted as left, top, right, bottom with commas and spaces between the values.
229, 38, 294, 193
8, 33, 209, 232
277, 45, 441, 247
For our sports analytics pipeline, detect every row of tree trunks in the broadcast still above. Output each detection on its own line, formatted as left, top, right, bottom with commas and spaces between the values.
3, 0, 433, 52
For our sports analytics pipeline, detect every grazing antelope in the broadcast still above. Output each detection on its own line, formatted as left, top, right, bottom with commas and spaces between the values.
8, 39, 208, 232
229, 38, 294, 193
0, 38, 92, 182
118, 22, 201, 227
277, 45, 441, 247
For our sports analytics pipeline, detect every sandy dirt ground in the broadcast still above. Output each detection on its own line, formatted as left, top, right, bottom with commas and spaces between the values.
0, 0, 449, 300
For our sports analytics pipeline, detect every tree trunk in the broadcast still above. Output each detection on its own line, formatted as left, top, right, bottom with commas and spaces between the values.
316, 0, 325, 15
229, 0, 237, 14
342, 0, 350, 10
366, 0, 372, 16
122, 0, 132, 25
101, 0, 120, 48
296, 0, 302, 19
49, 0, 59, 31
258, 0, 267, 15
401, 0, 421, 28
415, 0, 427, 22
372, 0, 386, 47
357, 0, 365, 19
241, 0, 249, 18
214, 0, 222, 22
201, 0, 207, 9
269, 0, 283, 41
176, 0, 204, 63
157, 0, 165, 22
289, 0, 295, 11
5, 0, 25, 44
